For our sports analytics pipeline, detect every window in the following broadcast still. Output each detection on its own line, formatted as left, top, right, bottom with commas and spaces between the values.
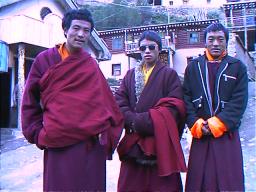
0, 41, 9, 72
112, 37, 124, 50
158, 32, 165, 38
189, 32, 199, 43
183, 0, 189, 4
40, 7, 52, 20
112, 64, 121, 76
154, 0, 161, 5
127, 34, 134, 42
246, 15, 255, 26
148, 0, 161, 5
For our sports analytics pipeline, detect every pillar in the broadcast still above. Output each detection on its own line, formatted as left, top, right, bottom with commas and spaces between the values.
17, 43, 25, 130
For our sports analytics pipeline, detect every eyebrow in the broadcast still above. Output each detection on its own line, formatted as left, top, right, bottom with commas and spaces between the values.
207, 35, 225, 39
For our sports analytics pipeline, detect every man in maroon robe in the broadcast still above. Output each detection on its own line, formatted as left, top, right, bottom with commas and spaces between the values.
183, 23, 248, 191
21, 8, 123, 191
115, 30, 187, 192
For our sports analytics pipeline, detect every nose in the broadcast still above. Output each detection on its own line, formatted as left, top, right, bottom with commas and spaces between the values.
213, 39, 219, 46
77, 29, 85, 37
145, 47, 151, 52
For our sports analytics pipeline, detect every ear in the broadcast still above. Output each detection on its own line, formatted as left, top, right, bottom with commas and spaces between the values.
64, 26, 69, 33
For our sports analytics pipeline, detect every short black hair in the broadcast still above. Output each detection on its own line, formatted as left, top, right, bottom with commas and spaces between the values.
204, 23, 229, 43
62, 8, 94, 33
138, 30, 162, 51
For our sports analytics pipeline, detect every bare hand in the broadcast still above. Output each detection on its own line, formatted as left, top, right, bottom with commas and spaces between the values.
201, 121, 211, 136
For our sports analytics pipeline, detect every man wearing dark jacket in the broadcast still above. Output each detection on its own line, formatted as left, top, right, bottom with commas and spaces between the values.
183, 23, 248, 191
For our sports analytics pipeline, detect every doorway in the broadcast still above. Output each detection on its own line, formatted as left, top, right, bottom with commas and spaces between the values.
0, 69, 11, 128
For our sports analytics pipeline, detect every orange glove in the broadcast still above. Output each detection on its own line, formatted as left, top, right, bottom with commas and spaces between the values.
208, 116, 227, 138
190, 118, 204, 139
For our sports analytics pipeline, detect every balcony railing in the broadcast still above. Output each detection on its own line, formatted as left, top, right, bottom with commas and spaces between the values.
224, 15, 256, 29
125, 38, 175, 54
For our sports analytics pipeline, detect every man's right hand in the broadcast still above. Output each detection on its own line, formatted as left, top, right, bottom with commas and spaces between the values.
201, 121, 212, 136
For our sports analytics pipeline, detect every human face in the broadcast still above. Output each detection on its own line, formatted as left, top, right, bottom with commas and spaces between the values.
205, 31, 227, 59
139, 39, 160, 67
64, 20, 91, 53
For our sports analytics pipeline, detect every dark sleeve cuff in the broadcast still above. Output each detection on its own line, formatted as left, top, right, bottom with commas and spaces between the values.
134, 112, 154, 136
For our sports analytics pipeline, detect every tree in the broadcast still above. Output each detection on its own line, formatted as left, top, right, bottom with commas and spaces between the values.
82, 1, 222, 30
84, 1, 150, 30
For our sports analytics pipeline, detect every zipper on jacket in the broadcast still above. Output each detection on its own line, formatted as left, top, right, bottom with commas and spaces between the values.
192, 96, 203, 103
197, 62, 213, 116
221, 100, 228, 109
223, 74, 237, 81
214, 63, 228, 114
205, 63, 213, 116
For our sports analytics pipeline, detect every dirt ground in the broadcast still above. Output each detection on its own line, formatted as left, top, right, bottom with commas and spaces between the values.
0, 82, 255, 191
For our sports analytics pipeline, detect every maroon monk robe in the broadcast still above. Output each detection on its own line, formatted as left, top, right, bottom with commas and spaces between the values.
116, 62, 186, 192
38, 48, 123, 154
22, 46, 123, 191
149, 98, 187, 176
185, 59, 245, 191
118, 98, 187, 176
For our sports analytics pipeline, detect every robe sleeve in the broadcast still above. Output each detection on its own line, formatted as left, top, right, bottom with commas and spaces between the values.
21, 57, 44, 148
115, 72, 138, 132
165, 70, 183, 132
131, 69, 183, 137
115, 68, 155, 136
134, 112, 154, 136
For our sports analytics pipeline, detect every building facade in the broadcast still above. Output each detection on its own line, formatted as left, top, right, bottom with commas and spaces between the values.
223, 0, 256, 80
223, 0, 256, 52
0, 0, 111, 128
98, 19, 217, 80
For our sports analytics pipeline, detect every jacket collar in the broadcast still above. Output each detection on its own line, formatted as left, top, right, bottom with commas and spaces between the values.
198, 54, 238, 65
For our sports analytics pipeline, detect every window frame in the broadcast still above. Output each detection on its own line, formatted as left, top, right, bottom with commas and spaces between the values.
112, 37, 124, 51
189, 32, 200, 44
112, 63, 121, 76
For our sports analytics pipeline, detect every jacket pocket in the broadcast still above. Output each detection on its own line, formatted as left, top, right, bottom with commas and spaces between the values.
220, 100, 228, 110
223, 74, 237, 81
192, 96, 203, 109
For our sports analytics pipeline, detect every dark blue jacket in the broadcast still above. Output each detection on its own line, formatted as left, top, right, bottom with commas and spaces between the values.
183, 54, 248, 131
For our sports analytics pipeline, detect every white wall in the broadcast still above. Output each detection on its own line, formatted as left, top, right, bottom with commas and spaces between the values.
0, 0, 66, 47
0, 0, 64, 18
99, 53, 132, 80
173, 48, 205, 75
99, 48, 206, 79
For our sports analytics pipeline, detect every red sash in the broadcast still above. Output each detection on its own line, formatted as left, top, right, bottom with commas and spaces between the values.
118, 98, 187, 176
38, 50, 123, 156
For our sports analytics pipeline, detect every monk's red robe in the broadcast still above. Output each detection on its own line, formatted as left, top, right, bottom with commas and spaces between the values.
22, 46, 123, 191
118, 98, 187, 176
116, 62, 186, 192
183, 54, 247, 191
